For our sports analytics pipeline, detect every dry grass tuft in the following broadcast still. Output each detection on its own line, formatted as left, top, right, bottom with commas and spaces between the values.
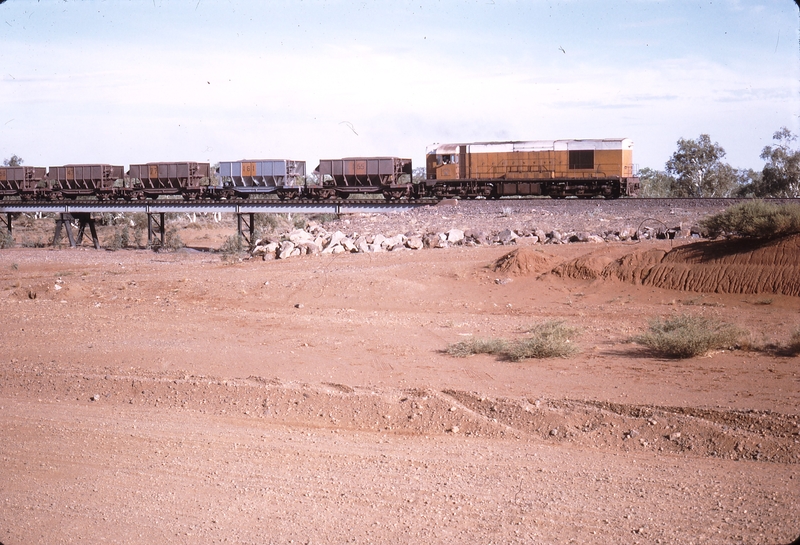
446, 337, 508, 358
784, 328, 800, 357
446, 321, 580, 361
632, 314, 744, 359
504, 321, 580, 361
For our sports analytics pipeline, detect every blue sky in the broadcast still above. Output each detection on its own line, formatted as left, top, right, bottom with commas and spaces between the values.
1, 0, 797, 173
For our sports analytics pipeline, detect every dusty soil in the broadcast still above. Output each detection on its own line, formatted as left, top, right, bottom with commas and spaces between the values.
1, 201, 798, 544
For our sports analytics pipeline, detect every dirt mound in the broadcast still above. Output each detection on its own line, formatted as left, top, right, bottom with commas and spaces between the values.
555, 235, 800, 296
602, 248, 668, 283
550, 253, 615, 280
491, 247, 553, 276
641, 235, 800, 296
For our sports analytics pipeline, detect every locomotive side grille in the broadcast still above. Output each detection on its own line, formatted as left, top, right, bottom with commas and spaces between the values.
568, 150, 594, 170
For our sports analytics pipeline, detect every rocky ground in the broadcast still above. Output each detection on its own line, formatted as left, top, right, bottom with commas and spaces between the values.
0, 199, 798, 544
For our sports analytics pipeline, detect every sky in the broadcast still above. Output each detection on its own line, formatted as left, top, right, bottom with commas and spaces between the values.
1, 0, 798, 173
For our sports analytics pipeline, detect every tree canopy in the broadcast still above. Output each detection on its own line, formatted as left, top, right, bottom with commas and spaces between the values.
637, 167, 675, 198
3, 154, 23, 167
664, 134, 739, 197
757, 127, 800, 198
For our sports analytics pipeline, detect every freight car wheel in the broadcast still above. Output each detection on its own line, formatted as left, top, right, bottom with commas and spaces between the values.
383, 188, 409, 200
311, 189, 336, 200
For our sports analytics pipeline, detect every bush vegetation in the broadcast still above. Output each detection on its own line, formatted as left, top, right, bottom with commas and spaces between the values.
505, 321, 580, 361
0, 230, 14, 249
446, 320, 579, 361
700, 200, 800, 238
783, 328, 800, 357
446, 337, 508, 358
218, 234, 245, 255
106, 226, 131, 251
632, 314, 744, 358
151, 227, 185, 251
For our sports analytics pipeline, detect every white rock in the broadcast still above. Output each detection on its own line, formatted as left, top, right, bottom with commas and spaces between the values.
406, 236, 424, 250
385, 234, 405, 250
288, 229, 314, 245
278, 241, 296, 259
328, 230, 347, 248
342, 238, 357, 252
447, 228, 465, 243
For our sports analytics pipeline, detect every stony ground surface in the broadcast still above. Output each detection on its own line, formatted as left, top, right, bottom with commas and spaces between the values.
1, 199, 798, 544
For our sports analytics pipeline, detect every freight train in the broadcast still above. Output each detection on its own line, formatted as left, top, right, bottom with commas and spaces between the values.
0, 138, 639, 202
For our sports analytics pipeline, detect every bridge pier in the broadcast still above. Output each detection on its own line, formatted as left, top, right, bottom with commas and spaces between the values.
1, 213, 11, 239
147, 212, 166, 248
53, 213, 100, 249
237, 213, 256, 246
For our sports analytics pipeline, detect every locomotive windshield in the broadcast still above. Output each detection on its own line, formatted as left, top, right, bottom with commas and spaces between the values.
437, 154, 458, 165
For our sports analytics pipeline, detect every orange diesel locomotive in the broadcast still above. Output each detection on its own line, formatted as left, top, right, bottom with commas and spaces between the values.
424, 138, 639, 199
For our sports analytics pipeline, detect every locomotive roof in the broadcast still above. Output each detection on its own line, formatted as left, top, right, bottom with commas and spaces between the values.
427, 138, 633, 155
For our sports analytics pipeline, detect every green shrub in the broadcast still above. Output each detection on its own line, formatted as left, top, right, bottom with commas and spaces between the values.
165, 227, 184, 250
446, 337, 508, 358
0, 230, 14, 249
505, 321, 580, 361
446, 321, 580, 360
106, 227, 126, 251
292, 214, 308, 229
151, 227, 185, 251
218, 234, 245, 255
701, 200, 800, 238
633, 314, 744, 358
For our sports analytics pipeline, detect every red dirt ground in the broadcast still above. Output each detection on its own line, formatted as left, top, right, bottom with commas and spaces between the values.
0, 208, 798, 544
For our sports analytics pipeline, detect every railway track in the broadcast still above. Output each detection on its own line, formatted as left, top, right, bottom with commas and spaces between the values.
0, 198, 434, 215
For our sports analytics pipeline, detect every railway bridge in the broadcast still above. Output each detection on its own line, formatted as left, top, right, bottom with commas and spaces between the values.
0, 200, 425, 249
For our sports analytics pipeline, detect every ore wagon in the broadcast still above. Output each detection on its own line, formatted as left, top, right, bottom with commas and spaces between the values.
47, 164, 125, 200
128, 162, 211, 200
316, 157, 413, 199
218, 159, 306, 199
0, 166, 48, 200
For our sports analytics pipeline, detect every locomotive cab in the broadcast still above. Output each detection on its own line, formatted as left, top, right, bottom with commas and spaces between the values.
426, 144, 463, 181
